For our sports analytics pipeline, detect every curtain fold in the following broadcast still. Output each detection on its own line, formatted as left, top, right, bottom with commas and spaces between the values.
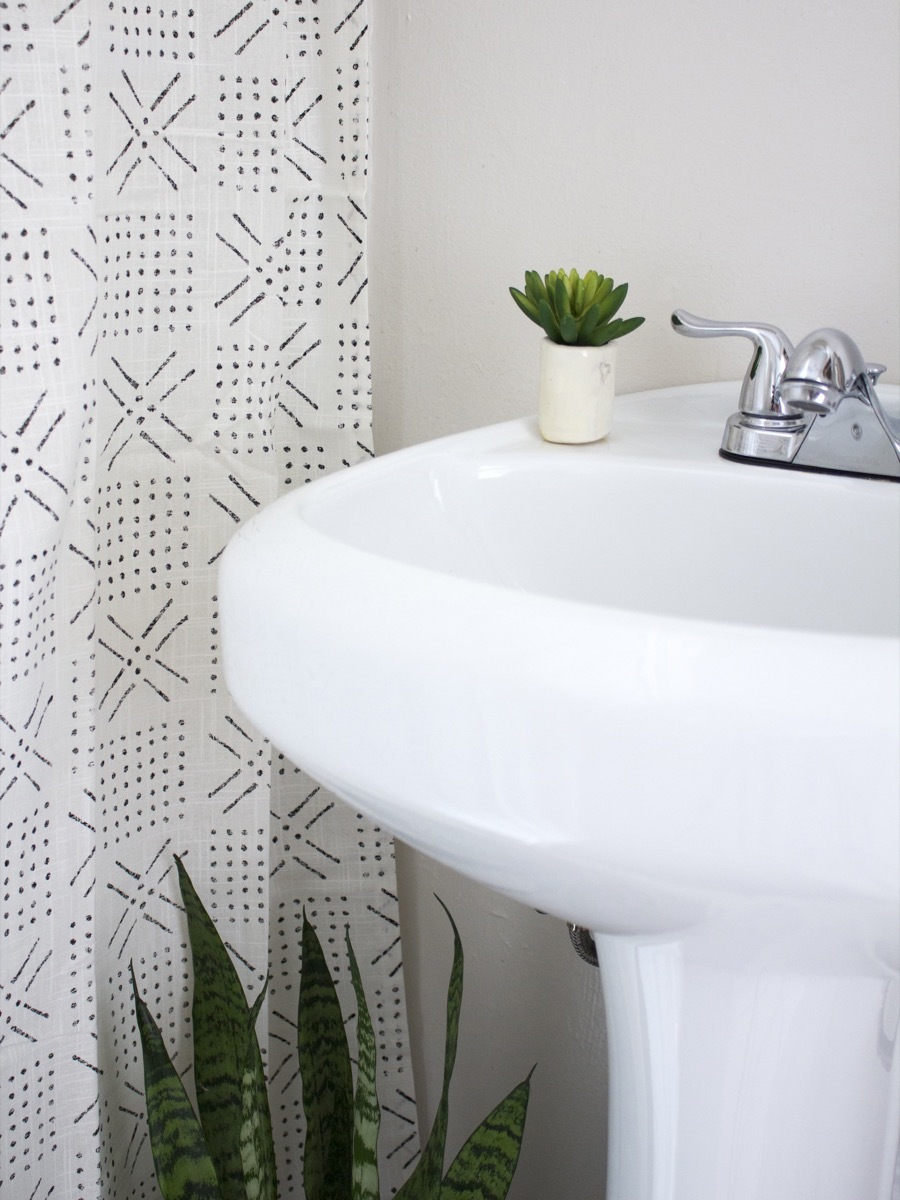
1, 4, 416, 1194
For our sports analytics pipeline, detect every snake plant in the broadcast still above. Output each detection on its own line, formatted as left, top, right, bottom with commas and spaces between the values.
510, 268, 645, 346
132, 858, 532, 1200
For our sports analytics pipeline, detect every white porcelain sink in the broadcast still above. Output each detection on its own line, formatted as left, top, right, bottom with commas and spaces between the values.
221, 383, 900, 1200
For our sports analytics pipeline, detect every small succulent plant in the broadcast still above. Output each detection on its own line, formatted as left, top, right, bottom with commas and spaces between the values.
510, 268, 645, 346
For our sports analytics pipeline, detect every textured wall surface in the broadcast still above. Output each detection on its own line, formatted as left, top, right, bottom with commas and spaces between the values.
371, 0, 899, 450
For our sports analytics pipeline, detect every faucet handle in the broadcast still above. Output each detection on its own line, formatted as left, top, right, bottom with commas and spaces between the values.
671, 310, 795, 419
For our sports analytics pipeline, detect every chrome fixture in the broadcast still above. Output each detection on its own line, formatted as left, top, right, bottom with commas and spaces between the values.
672, 311, 900, 480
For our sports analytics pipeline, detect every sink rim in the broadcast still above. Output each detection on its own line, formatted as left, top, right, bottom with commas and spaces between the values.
281, 381, 900, 640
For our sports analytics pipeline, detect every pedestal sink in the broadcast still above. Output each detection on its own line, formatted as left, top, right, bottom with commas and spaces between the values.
220, 382, 900, 1200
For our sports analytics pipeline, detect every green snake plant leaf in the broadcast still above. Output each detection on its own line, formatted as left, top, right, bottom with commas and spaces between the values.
346, 931, 381, 1200
395, 897, 465, 1200
175, 854, 272, 1200
298, 913, 354, 1200
439, 1070, 534, 1200
239, 981, 277, 1200
130, 963, 223, 1200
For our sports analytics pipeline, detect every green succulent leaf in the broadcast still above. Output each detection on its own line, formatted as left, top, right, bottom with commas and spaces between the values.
298, 913, 354, 1200
559, 312, 579, 344
523, 270, 546, 306
617, 315, 646, 337
347, 931, 381, 1200
584, 326, 612, 347
575, 302, 604, 342
581, 270, 602, 309
508, 287, 541, 327
573, 272, 587, 313
586, 314, 646, 346
543, 273, 558, 315
553, 274, 571, 323
176, 855, 274, 1200
593, 275, 614, 307
439, 1070, 533, 1200
395, 897, 465, 1200
511, 270, 643, 345
130, 963, 223, 1200
593, 280, 629, 325
536, 297, 560, 342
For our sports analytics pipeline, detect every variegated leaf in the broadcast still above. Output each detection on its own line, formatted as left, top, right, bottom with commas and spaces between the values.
240, 981, 278, 1200
439, 1072, 533, 1200
394, 897, 464, 1200
131, 963, 222, 1200
298, 914, 354, 1200
346, 931, 381, 1200
176, 854, 270, 1200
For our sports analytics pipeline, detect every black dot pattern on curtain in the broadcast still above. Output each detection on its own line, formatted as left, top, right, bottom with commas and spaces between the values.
0, 3, 417, 1195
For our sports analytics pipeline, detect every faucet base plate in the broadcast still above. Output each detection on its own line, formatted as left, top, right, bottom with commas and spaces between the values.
719, 448, 900, 483
720, 411, 811, 465
720, 397, 900, 482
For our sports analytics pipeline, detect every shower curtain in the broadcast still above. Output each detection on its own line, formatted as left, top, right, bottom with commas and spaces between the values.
0, 3, 417, 1194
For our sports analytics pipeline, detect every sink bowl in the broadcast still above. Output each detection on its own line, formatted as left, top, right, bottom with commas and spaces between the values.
221, 383, 899, 935
221, 382, 900, 1200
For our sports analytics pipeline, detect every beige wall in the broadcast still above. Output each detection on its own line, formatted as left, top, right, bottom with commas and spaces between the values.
369, 2, 899, 1196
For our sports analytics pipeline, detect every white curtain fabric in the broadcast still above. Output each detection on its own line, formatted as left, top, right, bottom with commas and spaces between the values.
1, 4, 416, 1195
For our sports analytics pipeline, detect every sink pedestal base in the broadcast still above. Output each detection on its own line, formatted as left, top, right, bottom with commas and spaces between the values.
594, 925, 899, 1200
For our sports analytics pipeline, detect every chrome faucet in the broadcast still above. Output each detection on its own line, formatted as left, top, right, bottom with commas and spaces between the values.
671, 311, 900, 481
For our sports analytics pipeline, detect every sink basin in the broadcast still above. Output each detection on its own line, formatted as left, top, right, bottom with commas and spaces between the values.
221, 382, 899, 933
221, 382, 900, 1200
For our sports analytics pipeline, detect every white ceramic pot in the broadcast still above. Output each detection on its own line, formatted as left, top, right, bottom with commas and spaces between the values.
538, 338, 617, 444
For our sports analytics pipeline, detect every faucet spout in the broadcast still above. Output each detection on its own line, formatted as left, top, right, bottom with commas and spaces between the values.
778, 328, 868, 414
779, 328, 900, 459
